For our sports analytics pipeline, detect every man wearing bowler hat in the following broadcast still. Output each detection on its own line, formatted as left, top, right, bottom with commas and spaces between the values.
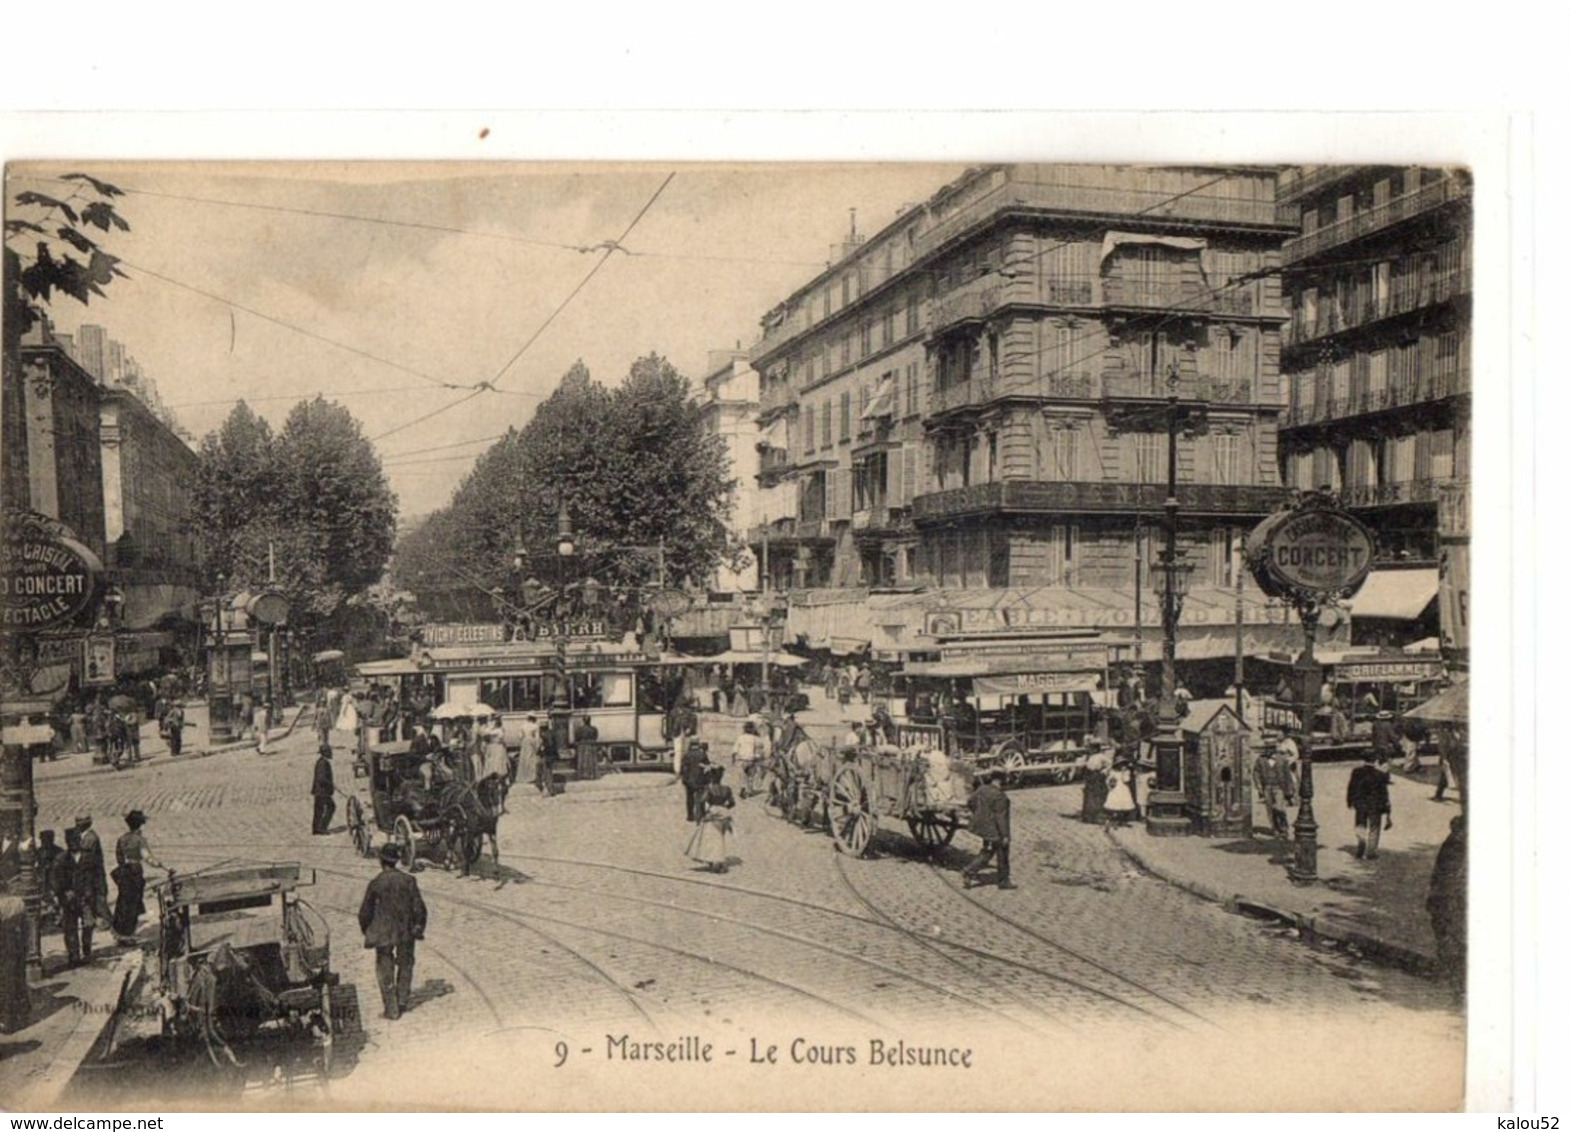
359, 841, 427, 1020
74, 814, 111, 930
311, 744, 336, 835
962, 767, 1015, 890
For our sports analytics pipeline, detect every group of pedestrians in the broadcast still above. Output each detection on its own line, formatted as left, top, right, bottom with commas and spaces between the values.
38, 811, 166, 969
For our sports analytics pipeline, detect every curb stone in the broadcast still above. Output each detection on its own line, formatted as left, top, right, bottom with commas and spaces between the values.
1103, 828, 1436, 979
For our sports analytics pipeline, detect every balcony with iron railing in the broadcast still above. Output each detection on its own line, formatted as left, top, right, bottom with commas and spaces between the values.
928, 281, 1003, 337
1276, 165, 1361, 202
928, 371, 998, 417
1281, 362, 1471, 429
912, 479, 1287, 522
1340, 479, 1443, 509
1101, 373, 1256, 405
1101, 280, 1257, 317
915, 174, 1285, 260
1283, 176, 1469, 264
1283, 269, 1469, 348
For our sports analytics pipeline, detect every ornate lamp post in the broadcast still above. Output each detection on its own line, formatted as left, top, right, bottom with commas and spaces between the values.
1244, 490, 1375, 885
1145, 364, 1198, 836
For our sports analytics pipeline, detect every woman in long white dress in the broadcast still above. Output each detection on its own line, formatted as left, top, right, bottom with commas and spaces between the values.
685, 765, 737, 872
1103, 761, 1138, 827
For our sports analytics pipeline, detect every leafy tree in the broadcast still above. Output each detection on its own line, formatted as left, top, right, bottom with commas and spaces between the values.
4, 173, 131, 341
391, 354, 738, 620
193, 397, 397, 645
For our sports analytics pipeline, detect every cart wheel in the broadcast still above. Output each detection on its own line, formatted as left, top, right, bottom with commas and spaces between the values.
907, 813, 959, 852
993, 741, 1028, 788
392, 815, 417, 869
828, 765, 876, 857
346, 796, 371, 857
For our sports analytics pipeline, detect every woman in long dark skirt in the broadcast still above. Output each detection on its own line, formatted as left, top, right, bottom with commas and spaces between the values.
111, 809, 162, 943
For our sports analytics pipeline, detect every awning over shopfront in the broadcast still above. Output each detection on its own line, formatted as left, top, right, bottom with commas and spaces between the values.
1405, 677, 1468, 724
1351, 568, 1439, 621
830, 636, 870, 656
356, 657, 421, 678
697, 650, 806, 667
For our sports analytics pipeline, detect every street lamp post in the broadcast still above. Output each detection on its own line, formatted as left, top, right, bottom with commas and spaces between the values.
1145, 365, 1195, 836
1288, 604, 1323, 884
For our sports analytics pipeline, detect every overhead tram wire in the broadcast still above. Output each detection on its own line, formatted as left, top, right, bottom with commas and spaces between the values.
13, 172, 828, 269
371, 172, 678, 445
487, 171, 676, 392
118, 257, 466, 392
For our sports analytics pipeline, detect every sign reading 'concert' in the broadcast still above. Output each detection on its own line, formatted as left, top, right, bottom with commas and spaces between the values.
0, 535, 100, 630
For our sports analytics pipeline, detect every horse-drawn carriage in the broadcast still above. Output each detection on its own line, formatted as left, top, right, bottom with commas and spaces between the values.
346, 739, 497, 873
148, 863, 343, 1078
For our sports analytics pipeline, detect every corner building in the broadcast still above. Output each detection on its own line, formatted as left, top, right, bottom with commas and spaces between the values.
750, 166, 1305, 662
1275, 166, 1470, 659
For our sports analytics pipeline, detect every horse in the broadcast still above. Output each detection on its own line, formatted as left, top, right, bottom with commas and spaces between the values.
436, 777, 502, 877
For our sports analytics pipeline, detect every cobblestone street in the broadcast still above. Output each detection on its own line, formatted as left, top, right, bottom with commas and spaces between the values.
1, 720, 1463, 1111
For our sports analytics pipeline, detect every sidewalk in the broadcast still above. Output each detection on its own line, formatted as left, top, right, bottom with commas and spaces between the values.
33, 700, 305, 788
1104, 760, 1461, 974
0, 935, 143, 1110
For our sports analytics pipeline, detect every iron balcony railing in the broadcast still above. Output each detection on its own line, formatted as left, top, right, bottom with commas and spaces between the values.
1282, 362, 1471, 428
1341, 479, 1442, 508
1283, 176, 1469, 264
912, 480, 1288, 522
915, 175, 1283, 260
1284, 267, 1469, 348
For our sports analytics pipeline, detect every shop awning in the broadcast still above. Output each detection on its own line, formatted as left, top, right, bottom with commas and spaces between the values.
1404, 677, 1468, 724
700, 650, 806, 667
356, 657, 421, 677
1100, 231, 1207, 263
1351, 568, 1439, 621
830, 636, 871, 656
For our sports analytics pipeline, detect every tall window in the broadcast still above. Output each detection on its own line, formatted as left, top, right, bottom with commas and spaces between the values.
821, 400, 833, 449
1134, 433, 1163, 483
1056, 323, 1083, 375
803, 404, 815, 453
840, 391, 852, 441
1049, 426, 1081, 480
906, 293, 920, 336
905, 362, 919, 416
1213, 432, 1241, 485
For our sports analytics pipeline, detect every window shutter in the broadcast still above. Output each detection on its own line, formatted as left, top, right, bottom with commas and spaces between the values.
904, 446, 920, 503
889, 447, 905, 506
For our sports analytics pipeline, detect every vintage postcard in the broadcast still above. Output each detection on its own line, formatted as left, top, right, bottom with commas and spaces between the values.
0, 120, 1517, 1113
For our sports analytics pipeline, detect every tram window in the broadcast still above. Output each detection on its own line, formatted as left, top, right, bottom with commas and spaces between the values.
510, 676, 545, 712
599, 672, 633, 707
636, 668, 666, 712
571, 673, 605, 709
479, 678, 511, 712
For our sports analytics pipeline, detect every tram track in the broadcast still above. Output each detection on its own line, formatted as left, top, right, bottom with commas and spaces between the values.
174, 850, 894, 1031
508, 849, 1208, 1029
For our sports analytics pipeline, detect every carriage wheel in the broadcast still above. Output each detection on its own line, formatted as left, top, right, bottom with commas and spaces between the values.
392, 815, 417, 869
828, 765, 876, 857
993, 741, 1028, 788
346, 796, 372, 857
907, 813, 959, 852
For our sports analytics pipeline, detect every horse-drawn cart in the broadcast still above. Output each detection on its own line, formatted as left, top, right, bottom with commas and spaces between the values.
825, 745, 975, 858
149, 863, 342, 1078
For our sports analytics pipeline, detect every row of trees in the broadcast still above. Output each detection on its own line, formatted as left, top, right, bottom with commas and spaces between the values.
194, 398, 398, 648
393, 355, 739, 622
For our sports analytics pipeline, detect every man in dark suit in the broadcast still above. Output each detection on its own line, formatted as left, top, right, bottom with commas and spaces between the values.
681, 741, 711, 823
1346, 752, 1393, 860
962, 769, 1015, 890
359, 842, 428, 1020
311, 745, 336, 835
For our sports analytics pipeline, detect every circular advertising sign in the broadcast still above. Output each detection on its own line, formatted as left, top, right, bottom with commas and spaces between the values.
247, 589, 291, 625
1247, 504, 1375, 598
0, 535, 101, 631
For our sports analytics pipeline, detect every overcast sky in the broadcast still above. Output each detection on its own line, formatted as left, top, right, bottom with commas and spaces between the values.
11, 161, 964, 518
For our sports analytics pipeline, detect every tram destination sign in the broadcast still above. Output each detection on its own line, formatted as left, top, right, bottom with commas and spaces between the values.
1, 535, 99, 631
1246, 497, 1376, 600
